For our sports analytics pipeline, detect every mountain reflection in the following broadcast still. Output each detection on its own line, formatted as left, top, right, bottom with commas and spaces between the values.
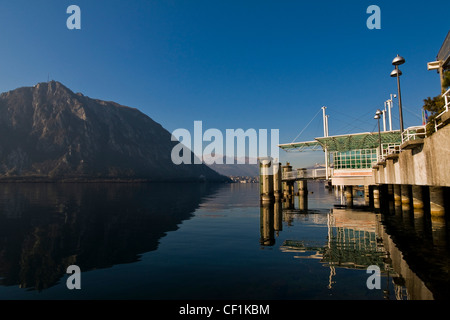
0, 182, 221, 291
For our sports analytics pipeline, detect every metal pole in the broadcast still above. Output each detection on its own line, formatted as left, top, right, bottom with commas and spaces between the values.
322, 107, 329, 180
377, 118, 382, 160
388, 99, 393, 131
322, 106, 327, 137
325, 114, 329, 179
396, 66, 404, 133
382, 109, 386, 132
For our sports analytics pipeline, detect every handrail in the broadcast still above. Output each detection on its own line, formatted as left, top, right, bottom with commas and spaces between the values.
402, 125, 426, 144
282, 168, 328, 180
373, 142, 401, 166
435, 88, 450, 131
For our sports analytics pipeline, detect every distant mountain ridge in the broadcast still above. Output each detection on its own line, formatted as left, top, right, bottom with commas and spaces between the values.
204, 155, 259, 177
0, 81, 228, 182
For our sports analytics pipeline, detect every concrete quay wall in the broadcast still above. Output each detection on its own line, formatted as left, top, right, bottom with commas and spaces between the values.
373, 124, 450, 187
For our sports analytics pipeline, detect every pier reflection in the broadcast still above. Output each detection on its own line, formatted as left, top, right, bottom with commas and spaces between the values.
259, 188, 450, 300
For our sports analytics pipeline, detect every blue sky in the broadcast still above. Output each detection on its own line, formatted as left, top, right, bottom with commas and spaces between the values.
0, 0, 448, 167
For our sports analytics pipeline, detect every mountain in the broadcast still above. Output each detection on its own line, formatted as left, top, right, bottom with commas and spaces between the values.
0, 81, 228, 182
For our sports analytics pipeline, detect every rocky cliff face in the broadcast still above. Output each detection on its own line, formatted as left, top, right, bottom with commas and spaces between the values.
0, 81, 227, 182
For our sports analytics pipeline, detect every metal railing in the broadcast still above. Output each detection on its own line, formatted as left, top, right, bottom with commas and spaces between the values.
373, 143, 401, 166
402, 125, 427, 144
383, 143, 401, 156
283, 171, 302, 180
282, 168, 329, 180
434, 87, 450, 131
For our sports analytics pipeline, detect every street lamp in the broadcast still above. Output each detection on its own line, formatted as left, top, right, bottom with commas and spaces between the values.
390, 54, 406, 133
385, 94, 396, 131
374, 109, 382, 160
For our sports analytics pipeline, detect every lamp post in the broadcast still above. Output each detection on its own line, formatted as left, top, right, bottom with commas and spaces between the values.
374, 109, 382, 160
390, 54, 405, 133
386, 94, 396, 131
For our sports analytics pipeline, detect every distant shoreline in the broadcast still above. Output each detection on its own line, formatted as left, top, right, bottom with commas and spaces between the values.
0, 177, 231, 183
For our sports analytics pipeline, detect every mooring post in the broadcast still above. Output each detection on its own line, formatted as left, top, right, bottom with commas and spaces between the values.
273, 161, 282, 201
298, 177, 308, 211
281, 163, 292, 199
260, 157, 274, 203
297, 169, 307, 195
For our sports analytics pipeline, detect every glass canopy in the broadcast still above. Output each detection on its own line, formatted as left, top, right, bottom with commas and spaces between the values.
279, 131, 402, 153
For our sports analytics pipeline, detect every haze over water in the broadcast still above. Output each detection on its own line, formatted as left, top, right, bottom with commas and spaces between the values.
0, 181, 448, 300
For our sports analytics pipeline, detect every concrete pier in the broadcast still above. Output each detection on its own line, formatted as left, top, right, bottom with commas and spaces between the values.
281, 164, 293, 199
401, 185, 411, 212
384, 184, 395, 214
364, 185, 370, 206
412, 185, 425, 211
344, 186, 353, 208
393, 185, 402, 205
429, 186, 445, 217
283, 194, 295, 210
298, 179, 307, 196
373, 125, 450, 188
273, 162, 282, 201
370, 124, 449, 220
373, 186, 380, 210
297, 181, 307, 212
285, 181, 295, 200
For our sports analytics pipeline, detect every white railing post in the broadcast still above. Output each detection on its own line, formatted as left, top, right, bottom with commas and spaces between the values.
434, 88, 450, 131
444, 88, 449, 112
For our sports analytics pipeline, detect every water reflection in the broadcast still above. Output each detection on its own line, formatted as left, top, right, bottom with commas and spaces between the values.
260, 183, 450, 300
0, 182, 222, 291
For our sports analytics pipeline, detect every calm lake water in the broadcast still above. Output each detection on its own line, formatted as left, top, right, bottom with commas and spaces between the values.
0, 181, 449, 300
